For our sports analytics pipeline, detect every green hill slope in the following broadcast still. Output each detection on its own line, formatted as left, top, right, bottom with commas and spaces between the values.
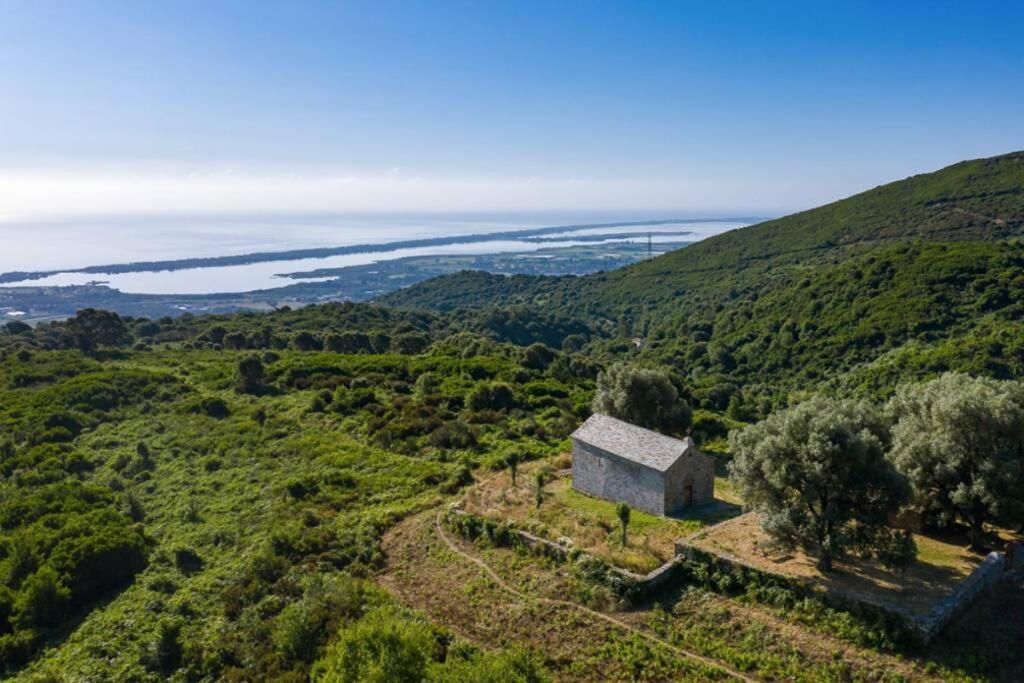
378, 152, 1024, 409
381, 151, 1024, 316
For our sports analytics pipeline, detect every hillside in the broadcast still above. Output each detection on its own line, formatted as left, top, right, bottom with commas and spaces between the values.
0, 307, 597, 680
4, 304, 1024, 681
381, 151, 1024, 317
4, 152, 1024, 681
379, 152, 1024, 410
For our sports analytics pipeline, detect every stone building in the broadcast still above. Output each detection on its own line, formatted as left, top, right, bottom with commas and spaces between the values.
570, 413, 714, 516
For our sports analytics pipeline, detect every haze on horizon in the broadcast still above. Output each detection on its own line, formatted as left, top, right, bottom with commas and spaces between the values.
1, 1, 1022, 222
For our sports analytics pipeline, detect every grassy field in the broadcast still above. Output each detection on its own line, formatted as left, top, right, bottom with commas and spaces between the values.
462, 456, 741, 573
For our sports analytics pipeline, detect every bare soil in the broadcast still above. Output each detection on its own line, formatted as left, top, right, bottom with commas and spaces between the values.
690, 512, 983, 618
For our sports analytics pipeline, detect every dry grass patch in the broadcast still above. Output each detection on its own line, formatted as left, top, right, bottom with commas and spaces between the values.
690, 512, 985, 619
462, 456, 738, 573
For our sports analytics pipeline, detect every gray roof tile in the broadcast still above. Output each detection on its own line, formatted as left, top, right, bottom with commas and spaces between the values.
571, 413, 698, 472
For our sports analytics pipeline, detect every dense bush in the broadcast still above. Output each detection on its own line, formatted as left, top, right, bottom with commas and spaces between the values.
311, 605, 548, 683
12, 567, 69, 628
466, 382, 517, 411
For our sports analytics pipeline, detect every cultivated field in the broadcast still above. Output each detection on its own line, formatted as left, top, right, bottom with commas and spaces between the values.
379, 508, 1024, 681
461, 456, 741, 573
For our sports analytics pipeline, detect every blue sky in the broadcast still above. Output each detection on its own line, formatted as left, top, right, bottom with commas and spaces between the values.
1, 1, 1022, 217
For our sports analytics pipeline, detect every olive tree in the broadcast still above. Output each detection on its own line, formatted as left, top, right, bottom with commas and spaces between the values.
592, 363, 691, 434
729, 396, 911, 572
887, 373, 1024, 549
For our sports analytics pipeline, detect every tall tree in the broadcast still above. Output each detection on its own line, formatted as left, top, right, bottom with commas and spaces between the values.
887, 373, 1024, 549
591, 363, 691, 434
729, 396, 911, 571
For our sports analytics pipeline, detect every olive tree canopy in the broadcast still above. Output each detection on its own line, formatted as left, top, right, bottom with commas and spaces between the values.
729, 396, 911, 571
887, 373, 1024, 548
591, 363, 691, 434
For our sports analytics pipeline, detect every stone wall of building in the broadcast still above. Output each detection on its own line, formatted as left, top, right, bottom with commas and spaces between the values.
572, 439, 667, 515
663, 450, 715, 512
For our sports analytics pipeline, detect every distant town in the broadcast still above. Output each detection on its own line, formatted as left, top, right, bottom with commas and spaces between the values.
0, 238, 692, 323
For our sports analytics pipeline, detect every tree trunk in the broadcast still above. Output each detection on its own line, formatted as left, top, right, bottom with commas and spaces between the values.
817, 553, 833, 572
968, 517, 987, 552
622, 524, 628, 547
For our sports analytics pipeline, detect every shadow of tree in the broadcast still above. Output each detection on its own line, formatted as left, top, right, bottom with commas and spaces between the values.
3, 585, 129, 677
667, 498, 742, 524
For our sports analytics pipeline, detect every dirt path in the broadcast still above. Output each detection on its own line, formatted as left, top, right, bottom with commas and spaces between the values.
378, 508, 942, 682
429, 512, 758, 682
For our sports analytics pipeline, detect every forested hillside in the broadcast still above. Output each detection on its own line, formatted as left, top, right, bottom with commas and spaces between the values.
380, 152, 1024, 411
382, 152, 1024, 314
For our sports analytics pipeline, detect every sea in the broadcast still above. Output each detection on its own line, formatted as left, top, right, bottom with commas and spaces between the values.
0, 212, 750, 295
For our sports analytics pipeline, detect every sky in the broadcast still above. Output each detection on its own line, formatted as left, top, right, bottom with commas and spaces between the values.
1, 0, 1022, 220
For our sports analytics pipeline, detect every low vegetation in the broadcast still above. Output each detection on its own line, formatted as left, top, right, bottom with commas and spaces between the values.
0, 310, 593, 679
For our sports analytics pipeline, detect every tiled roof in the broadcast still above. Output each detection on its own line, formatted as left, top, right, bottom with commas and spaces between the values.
571, 413, 697, 472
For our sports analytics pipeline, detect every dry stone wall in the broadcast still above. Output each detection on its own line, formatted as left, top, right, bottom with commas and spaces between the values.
677, 515, 1014, 643
449, 506, 1013, 643
445, 506, 682, 598
915, 551, 1006, 641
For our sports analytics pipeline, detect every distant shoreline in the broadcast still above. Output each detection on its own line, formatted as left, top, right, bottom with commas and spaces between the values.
0, 217, 765, 284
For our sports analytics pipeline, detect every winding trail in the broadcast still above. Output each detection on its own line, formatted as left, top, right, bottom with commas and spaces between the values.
433, 512, 759, 683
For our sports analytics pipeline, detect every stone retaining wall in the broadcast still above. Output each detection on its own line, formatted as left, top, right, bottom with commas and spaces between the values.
447, 505, 1014, 642
677, 519, 1014, 643
915, 551, 1006, 641
445, 506, 682, 597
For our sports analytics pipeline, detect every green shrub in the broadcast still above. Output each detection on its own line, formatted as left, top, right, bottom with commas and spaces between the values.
274, 600, 319, 663
173, 546, 204, 575
466, 383, 516, 411
311, 606, 436, 683
436, 647, 548, 682
13, 567, 70, 628
189, 396, 230, 418
0, 628, 39, 670
141, 619, 183, 673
